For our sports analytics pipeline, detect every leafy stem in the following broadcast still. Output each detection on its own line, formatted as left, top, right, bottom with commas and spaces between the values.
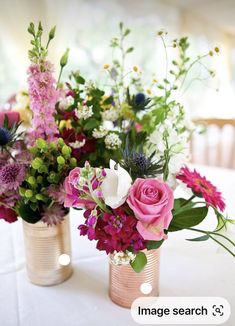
187, 227, 235, 257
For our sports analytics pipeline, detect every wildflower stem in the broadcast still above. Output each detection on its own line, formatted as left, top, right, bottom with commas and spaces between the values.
181, 195, 196, 207
57, 67, 63, 86
187, 227, 235, 257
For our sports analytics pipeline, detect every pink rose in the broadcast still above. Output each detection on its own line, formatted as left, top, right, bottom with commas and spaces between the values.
64, 167, 95, 209
127, 178, 174, 241
0, 111, 20, 128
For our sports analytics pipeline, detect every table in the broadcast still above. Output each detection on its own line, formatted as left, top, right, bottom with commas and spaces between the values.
0, 165, 235, 326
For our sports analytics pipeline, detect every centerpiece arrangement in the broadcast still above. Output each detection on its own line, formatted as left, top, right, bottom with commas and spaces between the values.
0, 21, 234, 304
63, 24, 235, 307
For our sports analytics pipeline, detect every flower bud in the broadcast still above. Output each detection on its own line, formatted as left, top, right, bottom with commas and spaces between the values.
57, 156, 65, 165
28, 176, 36, 185
62, 145, 72, 157
25, 189, 33, 198
36, 138, 47, 150
70, 157, 77, 167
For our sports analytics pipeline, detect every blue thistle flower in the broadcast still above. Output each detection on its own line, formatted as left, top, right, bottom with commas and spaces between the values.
134, 93, 146, 106
0, 127, 12, 146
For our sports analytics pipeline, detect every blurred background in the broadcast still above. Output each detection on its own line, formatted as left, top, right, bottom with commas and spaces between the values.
0, 0, 234, 167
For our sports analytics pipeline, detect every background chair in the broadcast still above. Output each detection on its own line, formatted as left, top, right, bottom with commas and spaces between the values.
191, 118, 235, 169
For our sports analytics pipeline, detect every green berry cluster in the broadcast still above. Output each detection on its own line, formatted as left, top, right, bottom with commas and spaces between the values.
19, 138, 77, 212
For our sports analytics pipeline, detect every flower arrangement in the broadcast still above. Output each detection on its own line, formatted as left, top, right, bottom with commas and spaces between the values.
62, 24, 234, 271
64, 154, 234, 272
0, 23, 75, 225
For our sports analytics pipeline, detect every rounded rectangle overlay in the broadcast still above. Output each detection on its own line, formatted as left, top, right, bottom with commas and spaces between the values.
131, 297, 231, 324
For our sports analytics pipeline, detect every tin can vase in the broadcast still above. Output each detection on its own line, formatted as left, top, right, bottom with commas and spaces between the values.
109, 249, 160, 308
22, 213, 73, 286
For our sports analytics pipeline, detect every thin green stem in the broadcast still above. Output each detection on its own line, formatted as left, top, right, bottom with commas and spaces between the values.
57, 67, 63, 87
208, 234, 235, 257
181, 195, 196, 207
187, 227, 235, 257
188, 227, 235, 247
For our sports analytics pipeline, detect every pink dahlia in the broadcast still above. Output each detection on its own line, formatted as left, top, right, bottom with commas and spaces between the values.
177, 166, 225, 211
0, 163, 25, 194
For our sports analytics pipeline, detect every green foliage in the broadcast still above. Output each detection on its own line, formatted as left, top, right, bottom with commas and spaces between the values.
169, 198, 208, 232
130, 252, 147, 273
146, 239, 164, 250
18, 203, 41, 224
19, 138, 77, 215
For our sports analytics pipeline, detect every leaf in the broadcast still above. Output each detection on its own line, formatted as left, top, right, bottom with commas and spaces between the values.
75, 75, 85, 85
130, 252, 147, 273
126, 47, 134, 53
186, 235, 210, 242
146, 239, 164, 250
173, 198, 195, 213
18, 203, 41, 224
83, 118, 99, 131
169, 206, 208, 232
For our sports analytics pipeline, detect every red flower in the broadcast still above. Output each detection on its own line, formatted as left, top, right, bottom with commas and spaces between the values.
60, 128, 96, 161
177, 166, 225, 211
0, 206, 18, 223
78, 207, 146, 254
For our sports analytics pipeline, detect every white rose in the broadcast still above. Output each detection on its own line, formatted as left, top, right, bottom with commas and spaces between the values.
101, 160, 132, 209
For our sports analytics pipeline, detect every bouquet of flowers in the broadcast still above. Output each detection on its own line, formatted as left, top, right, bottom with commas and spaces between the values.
62, 24, 234, 272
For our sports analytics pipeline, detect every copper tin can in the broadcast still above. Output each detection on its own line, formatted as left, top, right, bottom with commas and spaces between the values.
109, 249, 160, 308
22, 214, 73, 286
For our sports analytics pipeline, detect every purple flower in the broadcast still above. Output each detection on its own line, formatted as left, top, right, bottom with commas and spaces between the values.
41, 204, 67, 226
0, 163, 25, 194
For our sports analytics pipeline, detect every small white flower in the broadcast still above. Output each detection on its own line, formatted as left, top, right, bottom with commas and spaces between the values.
92, 125, 108, 139
69, 139, 86, 149
101, 107, 119, 121
75, 103, 93, 120
104, 133, 122, 150
59, 95, 74, 110
101, 159, 132, 209
110, 250, 136, 265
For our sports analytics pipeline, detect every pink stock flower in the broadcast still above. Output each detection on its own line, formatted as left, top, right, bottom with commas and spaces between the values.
27, 61, 59, 143
177, 166, 225, 211
0, 111, 20, 127
64, 166, 104, 209
127, 178, 174, 241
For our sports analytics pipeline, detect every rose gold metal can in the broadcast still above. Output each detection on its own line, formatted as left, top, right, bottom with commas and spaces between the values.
22, 214, 73, 286
109, 249, 160, 308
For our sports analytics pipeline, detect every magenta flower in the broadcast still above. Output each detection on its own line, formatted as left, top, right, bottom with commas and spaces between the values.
0, 163, 25, 194
27, 61, 59, 143
177, 166, 225, 211
0, 206, 17, 223
78, 207, 146, 254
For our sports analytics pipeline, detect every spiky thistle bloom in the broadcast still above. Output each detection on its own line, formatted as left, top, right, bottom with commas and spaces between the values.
0, 163, 25, 195
177, 166, 225, 211
122, 139, 163, 180
0, 127, 12, 146
27, 61, 59, 143
41, 204, 67, 226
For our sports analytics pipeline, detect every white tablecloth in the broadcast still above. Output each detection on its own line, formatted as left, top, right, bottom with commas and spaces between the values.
0, 165, 235, 326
